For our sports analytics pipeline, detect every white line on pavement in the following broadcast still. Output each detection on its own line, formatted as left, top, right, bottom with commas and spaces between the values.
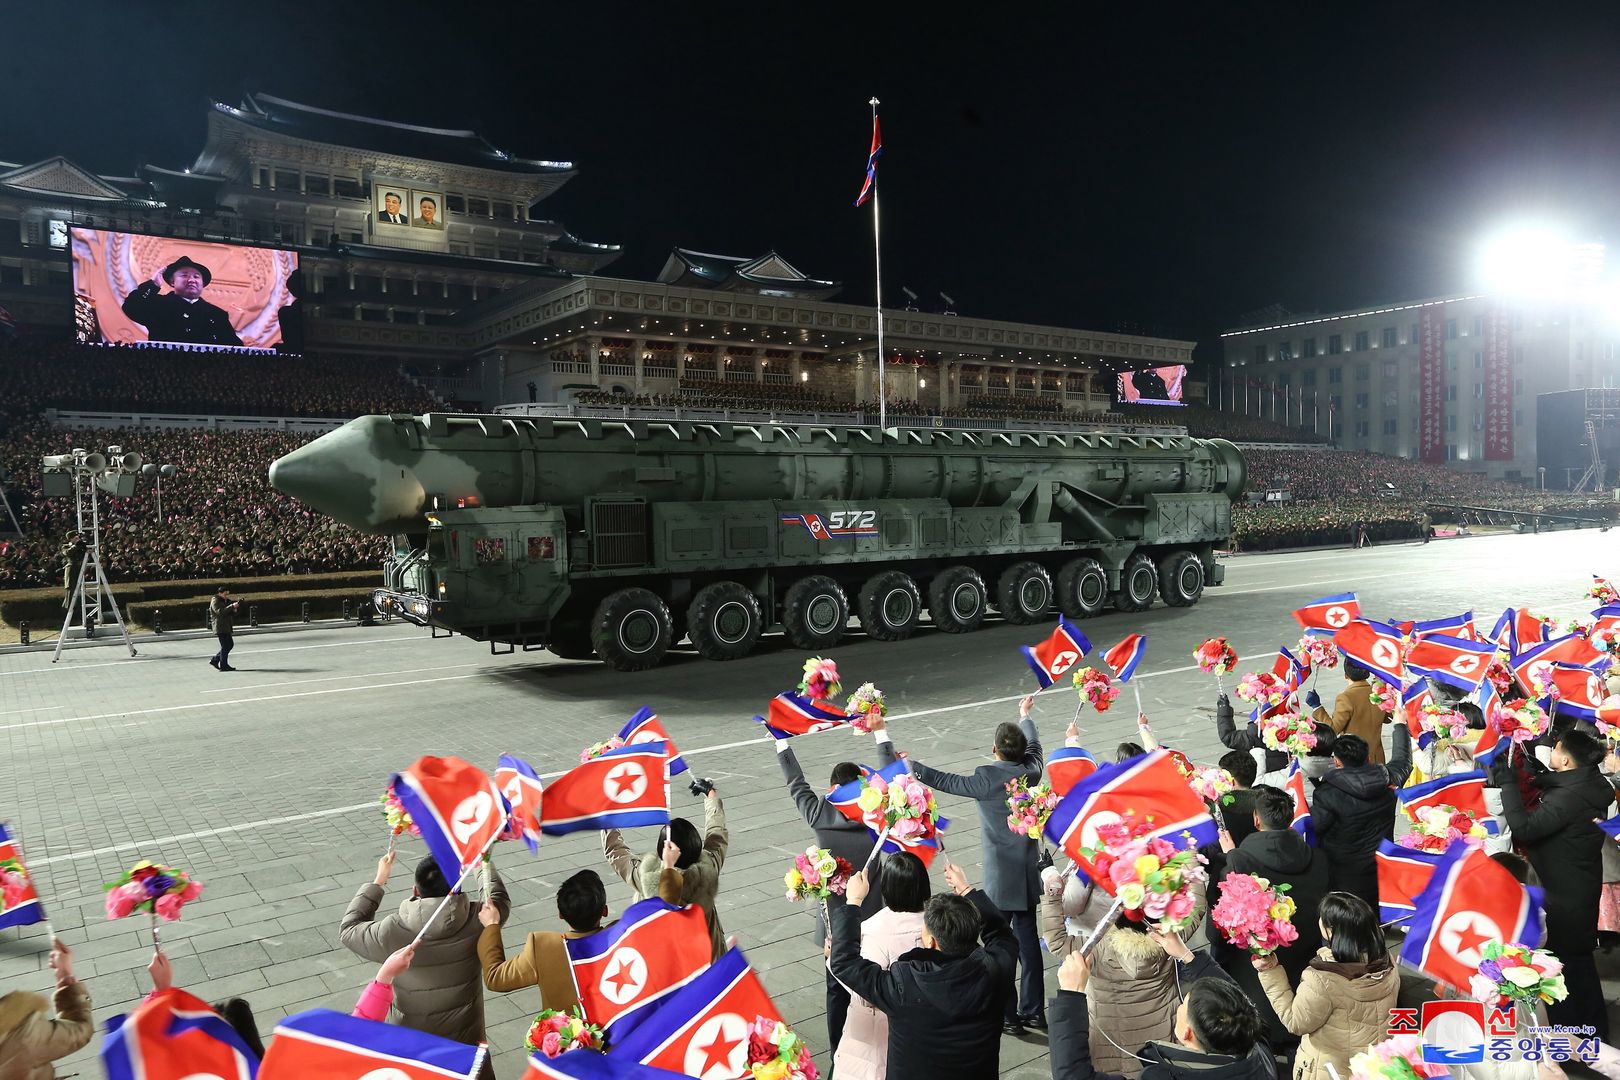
197, 662, 481, 694
0, 633, 423, 677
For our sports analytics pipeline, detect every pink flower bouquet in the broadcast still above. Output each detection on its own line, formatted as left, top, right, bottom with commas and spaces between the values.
747, 1016, 820, 1079
1469, 941, 1567, 1009
381, 781, 421, 838
1195, 637, 1239, 675
856, 771, 944, 846
1591, 575, 1619, 606
1005, 778, 1059, 839
1493, 698, 1548, 744
1234, 670, 1287, 708
1257, 712, 1317, 756
1080, 813, 1208, 935
1484, 656, 1514, 696
1417, 704, 1470, 749
580, 735, 626, 763
845, 682, 886, 734
785, 846, 853, 901
1188, 766, 1237, 806
0, 856, 33, 913
1073, 666, 1120, 712
799, 656, 842, 702
1296, 635, 1338, 672
1210, 872, 1297, 956
1349, 1035, 1453, 1080
103, 861, 202, 922
524, 1007, 603, 1057
1367, 684, 1398, 716
1398, 805, 1490, 854
1525, 661, 1560, 701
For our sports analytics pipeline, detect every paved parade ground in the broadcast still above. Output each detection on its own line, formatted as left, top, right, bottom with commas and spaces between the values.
3, 529, 1618, 1078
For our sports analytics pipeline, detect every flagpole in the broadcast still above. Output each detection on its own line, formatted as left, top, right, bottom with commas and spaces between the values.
868, 96, 887, 432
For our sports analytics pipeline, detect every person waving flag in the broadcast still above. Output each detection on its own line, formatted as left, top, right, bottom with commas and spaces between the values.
1020, 617, 1093, 690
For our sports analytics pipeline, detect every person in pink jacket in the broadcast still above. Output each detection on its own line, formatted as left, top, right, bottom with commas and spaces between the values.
831, 851, 930, 1080
353, 943, 419, 1021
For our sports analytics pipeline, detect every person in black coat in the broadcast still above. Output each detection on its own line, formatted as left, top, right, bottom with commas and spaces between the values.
121, 256, 244, 348
1051, 942, 1273, 1080
829, 862, 1017, 1079
1493, 727, 1614, 1040
909, 695, 1045, 1032
1215, 693, 1288, 777
775, 715, 897, 1051
1218, 750, 1261, 852
1309, 729, 1411, 915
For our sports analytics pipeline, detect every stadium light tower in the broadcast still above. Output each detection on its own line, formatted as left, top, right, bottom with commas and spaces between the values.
141, 462, 179, 523
1477, 224, 1606, 302
42, 446, 146, 661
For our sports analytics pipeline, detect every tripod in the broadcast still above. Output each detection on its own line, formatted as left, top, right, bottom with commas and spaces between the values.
51, 472, 135, 662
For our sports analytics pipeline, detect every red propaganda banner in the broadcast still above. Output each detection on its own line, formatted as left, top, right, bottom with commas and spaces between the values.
1483, 304, 1514, 460
1419, 305, 1446, 463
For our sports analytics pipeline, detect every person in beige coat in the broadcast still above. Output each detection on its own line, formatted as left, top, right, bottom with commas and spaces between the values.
1308, 660, 1389, 764
0, 941, 93, 1080
1254, 891, 1400, 1080
831, 851, 930, 1080
604, 785, 728, 959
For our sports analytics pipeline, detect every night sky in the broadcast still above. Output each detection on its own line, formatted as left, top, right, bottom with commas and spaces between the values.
8, 3, 1620, 363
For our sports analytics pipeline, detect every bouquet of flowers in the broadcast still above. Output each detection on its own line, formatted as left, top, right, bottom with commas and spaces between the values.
1597, 697, 1620, 742
1296, 635, 1338, 673
104, 861, 202, 922
1073, 666, 1119, 712
1367, 683, 1398, 716
1525, 661, 1560, 702
1081, 813, 1208, 934
1493, 698, 1548, 744
523, 1007, 604, 1058
845, 682, 886, 734
1568, 616, 1596, 638
0, 856, 32, 913
1417, 703, 1470, 749
1188, 766, 1237, 806
784, 846, 853, 902
1234, 670, 1287, 708
1484, 656, 1515, 696
381, 782, 421, 839
580, 735, 627, 763
856, 770, 945, 846
1591, 576, 1619, 606
1348, 1035, 1453, 1080
746, 1017, 820, 1080
1257, 712, 1317, 756
1210, 872, 1297, 956
1398, 804, 1490, 853
799, 656, 841, 701
1005, 778, 1059, 839
1469, 941, 1568, 1008
1195, 637, 1239, 676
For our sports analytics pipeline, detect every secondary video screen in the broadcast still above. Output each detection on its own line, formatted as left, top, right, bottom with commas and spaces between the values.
1116, 364, 1187, 405
70, 228, 299, 353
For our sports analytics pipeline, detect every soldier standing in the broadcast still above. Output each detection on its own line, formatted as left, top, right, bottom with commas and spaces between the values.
60, 532, 85, 608
208, 586, 239, 671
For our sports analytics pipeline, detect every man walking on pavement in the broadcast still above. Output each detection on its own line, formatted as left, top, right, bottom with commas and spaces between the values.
208, 585, 239, 671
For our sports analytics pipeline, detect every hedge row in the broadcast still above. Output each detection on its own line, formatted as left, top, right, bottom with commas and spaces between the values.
0, 571, 378, 628
124, 589, 374, 631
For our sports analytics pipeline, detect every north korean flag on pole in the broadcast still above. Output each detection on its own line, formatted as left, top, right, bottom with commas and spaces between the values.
1407, 634, 1497, 693
258, 1009, 484, 1079
1021, 617, 1093, 690
1102, 633, 1147, 684
1375, 840, 1446, 923
391, 756, 510, 883
0, 823, 44, 931
103, 989, 261, 1080
1545, 663, 1610, 720
495, 754, 545, 853
567, 897, 712, 1039
1492, 607, 1551, 655
755, 692, 852, 740
1043, 750, 1217, 880
1413, 612, 1477, 642
608, 946, 783, 1079
619, 707, 689, 776
826, 757, 910, 826
523, 1050, 692, 1080
1333, 618, 1406, 687
1284, 761, 1314, 845
541, 744, 671, 837
1512, 634, 1606, 689
1397, 771, 1492, 821
1402, 683, 1432, 740
1401, 845, 1543, 991
1047, 746, 1102, 797
1471, 722, 1505, 768
1293, 592, 1360, 636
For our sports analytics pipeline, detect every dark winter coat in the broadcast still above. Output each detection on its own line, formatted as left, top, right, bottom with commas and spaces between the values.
777, 736, 897, 924
1495, 762, 1615, 955
120, 285, 243, 347
1215, 694, 1289, 776
1309, 725, 1412, 913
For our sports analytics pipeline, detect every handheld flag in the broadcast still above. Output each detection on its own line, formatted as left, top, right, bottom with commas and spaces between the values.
104, 989, 260, 1080
619, 707, 689, 776
525, 1051, 693, 1079
1471, 723, 1504, 768
258, 1008, 482, 1079
567, 896, 712, 1039
495, 754, 545, 853
1397, 771, 1491, 821
0, 823, 44, 931
1293, 592, 1359, 636
827, 758, 949, 866
1512, 634, 1606, 690
1333, 618, 1405, 687
755, 692, 851, 739
1047, 746, 1102, 797
1400, 845, 1543, 991
1407, 633, 1496, 693
1402, 683, 1432, 740
1543, 663, 1609, 720
390, 756, 509, 883
1102, 633, 1147, 684
1413, 612, 1477, 641
608, 946, 783, 1077
1492, 607, 1551, 654
1375, 840, 1446, 923
541, 743, 671, 837
1283, 760, 1314, 845
1043, 750, 1217, 880
854, 112, 882, 207
1021, 617, 1093, 690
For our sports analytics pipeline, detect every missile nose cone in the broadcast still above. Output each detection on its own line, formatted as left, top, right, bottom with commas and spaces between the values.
269, 416, 425, 533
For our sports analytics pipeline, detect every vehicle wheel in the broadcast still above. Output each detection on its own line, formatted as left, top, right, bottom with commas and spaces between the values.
1112, 553, 1158, 613
591, 588, 673, 671
782, 575, 850, 650
928, 565, 988, 634
686, 581, 764, 661
1055, 556, 1108, 618
857, 570, 922, 641
995, 561, 1053, 625
547, 615, 597, 660
1158, 550, 1205, 607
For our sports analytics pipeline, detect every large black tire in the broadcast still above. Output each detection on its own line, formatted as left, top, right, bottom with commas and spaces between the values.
1056, 556, 1108, 618
1112, 553, 1158, 613
995, 561, 1053, 625
928, 565, 988, 634
782, 575, 850, 651
591, 588, 673, 671
1158, 550, 1205, 607
686, 581, 764, 660
857, 570, 922, 641
547, 614, 597, 660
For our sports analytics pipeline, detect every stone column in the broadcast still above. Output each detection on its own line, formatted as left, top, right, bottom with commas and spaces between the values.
634, 338, 648, 393
588, 337, 601, 384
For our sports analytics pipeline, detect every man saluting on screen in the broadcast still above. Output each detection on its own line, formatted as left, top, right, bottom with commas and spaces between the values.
120, 255, 243, 347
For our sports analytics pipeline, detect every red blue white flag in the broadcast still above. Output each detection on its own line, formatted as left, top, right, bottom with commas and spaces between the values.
619, 707, 688, 776
1021, 617, 1093, 690
854, 113, 882, 207
1543, 662, 1610, 720
826, 757, 907, 826
1407, 633, 1496, 693
608, 946, 783, 1078
827, 758, 949, 867
0, 823, 44, 931
1511, 633, 1606, 689
755, 691, 851, 740
1043, 750, 1216, 880
1414, 612, 1477, 641
1598, 816, 1620, 844
391, 756, 510, 882
1402, 683, 1432, 740
1284, 761, 1313, 845
1472, 722, 1505, 768
566, 897, 712, 1039
1398, 771, 1492, 822
495, 754, 544, 853
1047, 746, 1102, 797
1102, 633, 1147, 684
1376, 840, 1446, 923
1400, 845, 1543, 991
522, 1050, 691, 1079
103, 989, 261, 1080
1293, 592, 1359, 636
1492, 607, 1551, 654
541, 744, 671, 837
1334, 618, 1406, 687
258, 1008, 483, 1079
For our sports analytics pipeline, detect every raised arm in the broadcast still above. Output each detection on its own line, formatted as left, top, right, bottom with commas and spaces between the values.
1215, 693, 1257, 752
1385, 723, 1413, 789
602, 828, 641, 893
700, 791, 728, 872
776, 743, 840, 831
908, 760, 1003, 800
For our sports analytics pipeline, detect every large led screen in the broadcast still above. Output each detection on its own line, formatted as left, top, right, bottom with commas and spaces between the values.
1116, 364, 1186, 406
70, 228, 298, 352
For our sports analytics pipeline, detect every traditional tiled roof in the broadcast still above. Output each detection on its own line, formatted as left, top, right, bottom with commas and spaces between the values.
0, 156, 154, 203
656, 248, 840, 299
